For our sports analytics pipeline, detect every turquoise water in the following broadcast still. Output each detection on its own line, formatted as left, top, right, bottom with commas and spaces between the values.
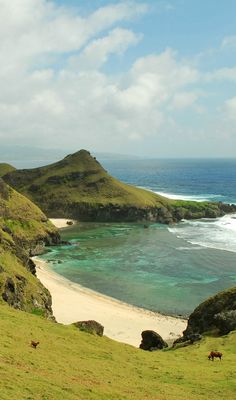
39, 159, 236, 316
41, 222, 236, 316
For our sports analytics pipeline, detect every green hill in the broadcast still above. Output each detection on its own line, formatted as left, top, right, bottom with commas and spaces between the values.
1, 163, 236, 399
0, 302, 236, 400
0, 178, 59, 316
0, 163, 16, 177
3, 149, 236, 223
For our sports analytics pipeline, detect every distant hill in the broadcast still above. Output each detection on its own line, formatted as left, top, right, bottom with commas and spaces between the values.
3, 149, 236, 222
93, 152, 141, 160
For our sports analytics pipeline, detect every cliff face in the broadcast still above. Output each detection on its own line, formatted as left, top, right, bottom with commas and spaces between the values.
3, 150, 236, 223
183, 286, 236, 337
0, 178, 60, 317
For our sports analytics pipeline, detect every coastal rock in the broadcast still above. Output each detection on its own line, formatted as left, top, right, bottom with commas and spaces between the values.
214, 310, 236, 335
0, 180, 60, 318
74, 320, 104, 336
183, 286, 236, 337
173, 333, 202, 347
139, 330, 168, 351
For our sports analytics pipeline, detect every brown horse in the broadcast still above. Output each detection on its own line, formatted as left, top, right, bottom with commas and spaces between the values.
208, 351, 222, 361
31, 340, 40, 349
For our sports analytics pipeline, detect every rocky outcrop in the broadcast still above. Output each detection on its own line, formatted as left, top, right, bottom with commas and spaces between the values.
173, 333, 202, 347
213, 310, 236, 335
0, 179, 60, 318
74, 320, 104, 336
139, 330, 168, 351
183, 286, 236, 337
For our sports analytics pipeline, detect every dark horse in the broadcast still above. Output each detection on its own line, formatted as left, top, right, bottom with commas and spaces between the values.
208, 351, 222, 361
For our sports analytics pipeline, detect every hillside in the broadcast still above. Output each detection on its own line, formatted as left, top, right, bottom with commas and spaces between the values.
0, 178, 60, 316
0, 163, 16, 177
0, 302, 236, 400
3, 149, 236, 223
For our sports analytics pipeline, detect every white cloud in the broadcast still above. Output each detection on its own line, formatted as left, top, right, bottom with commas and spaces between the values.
0, 0, 235, 156
206, 67, 236, 82
170, 92, 198, 110
0, 0, 147, 76
224, 97, 236, 120
221, 35, 236, 49
70, 28, 142, 70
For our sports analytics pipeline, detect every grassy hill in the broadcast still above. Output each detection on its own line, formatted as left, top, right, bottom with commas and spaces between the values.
0, 163, 16, 177
0, 178, 59, 316
3, 149, 236, 223
0, 302, 236, 400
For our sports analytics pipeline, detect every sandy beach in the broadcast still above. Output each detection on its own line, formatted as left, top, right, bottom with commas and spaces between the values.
35, 258, 187, 347
49, 218, 75, 229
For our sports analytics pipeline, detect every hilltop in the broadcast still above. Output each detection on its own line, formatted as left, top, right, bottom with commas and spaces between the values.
3, 149, 236, 223
0, 163, 16, 177
0, 178, 59, 316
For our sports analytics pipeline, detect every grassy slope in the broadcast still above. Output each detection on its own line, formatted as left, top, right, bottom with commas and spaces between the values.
0, 163, 16, 177
3, 150, 167, 209
0, 303, 235, 400
0, 179, 59, 314
4, 149, 232, 222
0, 180, 57, 242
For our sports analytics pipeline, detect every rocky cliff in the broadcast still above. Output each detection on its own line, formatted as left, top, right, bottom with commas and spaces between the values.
0, 178, 60, 317
183, 286, 236, 337
3, 150, 236, 223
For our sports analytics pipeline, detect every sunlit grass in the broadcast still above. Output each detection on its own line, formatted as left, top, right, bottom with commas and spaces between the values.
0, 303, 235, 400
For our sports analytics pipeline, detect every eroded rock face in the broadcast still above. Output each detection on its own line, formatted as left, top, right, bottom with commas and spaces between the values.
214, 310, 236, 335
183, 286, 236, 337
2, 277, 23, 309
173, 333, 202, 347
139, 330, 168, 351
74, 320, 104, 336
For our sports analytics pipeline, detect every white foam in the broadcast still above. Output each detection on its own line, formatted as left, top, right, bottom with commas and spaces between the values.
154, 191, 222, 202
137, 185, 224, 202
169, 214, 236, 253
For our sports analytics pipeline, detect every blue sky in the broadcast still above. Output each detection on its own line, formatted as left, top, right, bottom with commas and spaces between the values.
0, 0, 235, 157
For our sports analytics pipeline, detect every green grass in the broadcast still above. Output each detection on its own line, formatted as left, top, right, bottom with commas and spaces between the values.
0, 303, 235, 400
4, 149, 233, 222
3, 150, 166, 209
0, 163, 15, 177
0, 179, 58, 315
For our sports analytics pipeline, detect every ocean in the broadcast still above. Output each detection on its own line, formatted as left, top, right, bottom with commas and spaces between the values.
40, 158, 236, 317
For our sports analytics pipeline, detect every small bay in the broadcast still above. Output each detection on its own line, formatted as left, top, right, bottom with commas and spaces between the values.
41, 221, 236, 317
40, 158, 236, 317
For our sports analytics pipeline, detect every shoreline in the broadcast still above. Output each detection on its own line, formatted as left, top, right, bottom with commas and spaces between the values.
34, 257, 187, 347
49, 218, 76, 229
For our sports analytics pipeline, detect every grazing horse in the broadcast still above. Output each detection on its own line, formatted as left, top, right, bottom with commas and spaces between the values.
31, 340, 40, 349
208, 351, 222, 361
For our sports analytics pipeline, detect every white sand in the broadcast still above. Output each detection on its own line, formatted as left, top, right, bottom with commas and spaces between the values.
35, 258, 187, 347
49, 218, 75, 229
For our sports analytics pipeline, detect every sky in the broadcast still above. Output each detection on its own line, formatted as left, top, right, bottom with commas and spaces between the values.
0, 0, 236, 158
